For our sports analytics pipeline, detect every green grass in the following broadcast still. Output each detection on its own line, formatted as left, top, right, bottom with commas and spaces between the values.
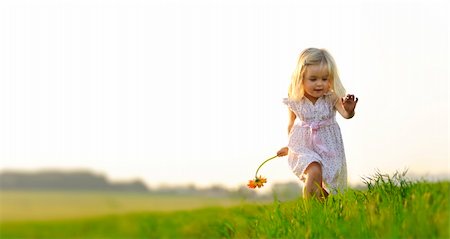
1, 173, 449, 238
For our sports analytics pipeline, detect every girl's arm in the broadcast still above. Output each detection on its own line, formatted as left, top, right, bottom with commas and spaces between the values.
277, 109, 296, 157
335, 94, 358, 119
287, 109, 296, 134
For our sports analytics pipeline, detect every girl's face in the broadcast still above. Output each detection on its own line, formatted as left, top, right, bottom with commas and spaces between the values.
303, 64, 331, 102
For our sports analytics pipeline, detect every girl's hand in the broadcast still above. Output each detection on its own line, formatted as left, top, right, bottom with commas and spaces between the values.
342, 94, 358, 114
277, 147, 289, 157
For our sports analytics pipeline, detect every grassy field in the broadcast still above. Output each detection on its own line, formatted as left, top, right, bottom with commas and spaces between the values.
0, 191, 246, 222
0, 173, 449, 238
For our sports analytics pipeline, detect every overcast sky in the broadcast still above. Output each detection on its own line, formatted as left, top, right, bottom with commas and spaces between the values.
1, 0, 448, 189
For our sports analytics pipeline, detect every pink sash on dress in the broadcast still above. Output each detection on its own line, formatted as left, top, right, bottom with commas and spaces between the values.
299, 118, 336, 156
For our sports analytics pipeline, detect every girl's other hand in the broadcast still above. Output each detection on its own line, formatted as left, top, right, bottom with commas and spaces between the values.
277, 147, 289, 157
342, 94, 358, 113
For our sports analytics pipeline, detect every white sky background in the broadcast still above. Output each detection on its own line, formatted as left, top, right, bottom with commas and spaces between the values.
1, 0, 449, 189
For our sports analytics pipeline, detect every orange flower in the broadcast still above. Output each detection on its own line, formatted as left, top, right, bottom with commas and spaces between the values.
247, 180, 257, 189
247, 176, 267, 189
259, 176, 267, 183
247, 155, 278, 189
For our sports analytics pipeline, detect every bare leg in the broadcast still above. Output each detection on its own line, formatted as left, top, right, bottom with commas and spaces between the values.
303, 162, 328, 200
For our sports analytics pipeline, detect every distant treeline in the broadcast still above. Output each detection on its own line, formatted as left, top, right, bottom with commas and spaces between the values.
0, 170, 304, 200
0, 170, 149, 192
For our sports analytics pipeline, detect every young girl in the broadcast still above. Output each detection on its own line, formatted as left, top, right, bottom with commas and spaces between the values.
276, 48, 358, 199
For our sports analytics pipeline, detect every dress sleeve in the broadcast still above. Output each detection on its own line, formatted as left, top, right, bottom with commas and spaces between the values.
282, 98, 292, 110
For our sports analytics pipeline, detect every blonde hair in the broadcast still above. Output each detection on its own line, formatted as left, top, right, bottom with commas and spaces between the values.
288, 48, 346, 101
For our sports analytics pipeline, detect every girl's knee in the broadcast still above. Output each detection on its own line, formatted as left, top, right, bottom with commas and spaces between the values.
305, 162, 322, 178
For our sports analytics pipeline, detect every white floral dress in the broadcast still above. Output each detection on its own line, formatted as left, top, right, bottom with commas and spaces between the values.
283, 92, 347, 193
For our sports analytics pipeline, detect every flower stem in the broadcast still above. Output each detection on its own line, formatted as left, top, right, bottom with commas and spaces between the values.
254, 155, 278, 178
